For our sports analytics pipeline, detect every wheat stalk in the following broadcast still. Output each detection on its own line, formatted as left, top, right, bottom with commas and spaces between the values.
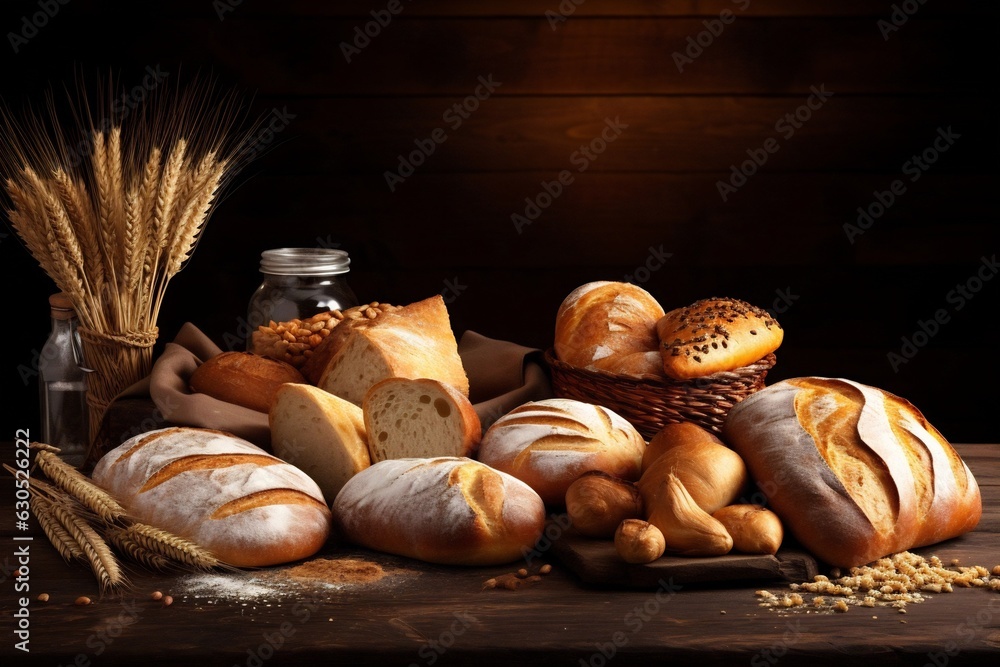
103, 526, 175, 572
0, 76, 250, 451
33, 449, 127, 522
46, 497, 126, 593
31, 496, 85, 563
125, 522, 221, 571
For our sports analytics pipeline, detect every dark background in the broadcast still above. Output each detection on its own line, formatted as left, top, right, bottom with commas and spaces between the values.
1, 0, 996, 442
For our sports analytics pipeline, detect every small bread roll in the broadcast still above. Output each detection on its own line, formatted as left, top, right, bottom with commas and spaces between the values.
565, 471, 643, 538
641, 421, 726, 473
615, 519, 666, 564
656, 297, 782, 380
554, 281, 665, 375
712, 504, 784, 555
190, 351, 304, 413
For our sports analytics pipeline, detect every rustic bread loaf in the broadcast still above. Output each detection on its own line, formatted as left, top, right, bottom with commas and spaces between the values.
92, 427, 332, 567
317, 295, 469, 404
269, 383, 371, 501
189, 351, 304, 413
656, 297, 782, 380
299, 302, 401, 384
554, 281, 665, 377
723, 377, 982, 567
476, 398, 646, 506
332, 457, 546, 565
362, 378, 481, 463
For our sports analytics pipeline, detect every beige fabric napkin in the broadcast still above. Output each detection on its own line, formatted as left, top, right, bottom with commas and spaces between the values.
112, 323, 552, 449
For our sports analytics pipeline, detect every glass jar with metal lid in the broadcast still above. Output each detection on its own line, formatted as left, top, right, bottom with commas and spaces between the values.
246, 248, 359, 354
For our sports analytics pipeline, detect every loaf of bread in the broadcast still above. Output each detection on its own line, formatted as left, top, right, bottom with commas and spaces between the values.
476, 398, 646, 506
656, 297, 782, 380
723, 377, 982, 567
554, 281, 665, 377
189, 351, 304, 413
362, 378, 481, 463
269, 383, 371, 501
332, 457, 546, 565
316, 296, 469, 404
299, 302, 401, 383
92, 427, 332, 567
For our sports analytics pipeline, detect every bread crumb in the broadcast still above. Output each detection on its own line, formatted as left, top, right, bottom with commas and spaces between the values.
833, 600, 849, 613
37, 593, 49, 602
540, 564, 553, 575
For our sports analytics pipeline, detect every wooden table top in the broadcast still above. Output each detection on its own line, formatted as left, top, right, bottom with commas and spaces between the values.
2, 443, 998, 667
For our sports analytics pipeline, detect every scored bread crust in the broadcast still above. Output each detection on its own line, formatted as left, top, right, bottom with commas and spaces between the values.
554, 281, 665, 374
362, 377, 482, 463
476, 398, 646, 506
92, 427, 332, 567
722, 378, 982, 567
332, 457, 546, 566
656, 297, 782, 380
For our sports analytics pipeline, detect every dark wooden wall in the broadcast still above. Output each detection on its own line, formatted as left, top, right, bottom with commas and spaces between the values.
2, 0, 997, 442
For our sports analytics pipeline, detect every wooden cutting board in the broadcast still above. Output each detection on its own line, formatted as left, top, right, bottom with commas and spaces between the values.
547, 519, 819, 588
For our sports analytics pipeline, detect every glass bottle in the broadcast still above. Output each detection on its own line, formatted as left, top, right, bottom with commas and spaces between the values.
38, 292, 89, 465
246, 248, 359, 352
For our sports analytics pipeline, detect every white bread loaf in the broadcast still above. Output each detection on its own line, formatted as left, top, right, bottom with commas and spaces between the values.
476, 398, 646, 506
554, 281, 665, 377
92, 427, 332, 567
723, 377, 982, 567
269, 383, 371, 501
362, 378, 481, 463
317, 295, 469, 404
656, 296, 782, 380
332, 457, 546, 566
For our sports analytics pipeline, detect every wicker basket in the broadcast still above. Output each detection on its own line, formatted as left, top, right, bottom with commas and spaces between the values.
543, 348, 776, 439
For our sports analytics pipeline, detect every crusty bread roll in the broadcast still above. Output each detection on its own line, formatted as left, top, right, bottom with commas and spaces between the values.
299, 302, 401, 384
362, 378, 481, 463
332, 457, 546, 566
317, 296, 469, 404
189, 351, 304, 413
641, 421, 726, 473
92, 427, 331, 567
269, 383, 370, 501
656, 297, 782, 380
723, 377, 983, 567
554, 281, 665, 376
476, 398, 646, 506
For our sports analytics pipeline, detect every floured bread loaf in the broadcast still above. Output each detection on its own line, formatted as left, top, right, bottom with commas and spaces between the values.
269, 383, 370, 501
723, 377, 982, 567
332, 457, 546, 565
92, 427, 332, 567
476, 398, 646, 506
317, 295, 469, 404
362, 378, 481, 463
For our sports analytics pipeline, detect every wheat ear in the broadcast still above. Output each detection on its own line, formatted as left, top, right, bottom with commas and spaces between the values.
30, 496, 85, 563
126, 522, 221, 571
103, 526, 175, 572
47, 499, 126, 592
34, 450, 127, 523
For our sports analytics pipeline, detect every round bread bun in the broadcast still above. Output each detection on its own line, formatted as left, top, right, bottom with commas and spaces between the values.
554, 281, 665, 376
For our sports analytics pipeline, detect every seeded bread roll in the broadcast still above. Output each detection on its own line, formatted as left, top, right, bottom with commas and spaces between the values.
332, 457, 546, 566
656, 297, 782, 380
723, 377, 982, 567
92, 427, 332, 567
189, 351, 304, 413
362, 377, 481, 463
554, 281, 665, 377
476, 398, 646, 506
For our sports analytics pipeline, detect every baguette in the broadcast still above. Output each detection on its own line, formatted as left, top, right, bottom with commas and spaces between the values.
92, 427, 331, 567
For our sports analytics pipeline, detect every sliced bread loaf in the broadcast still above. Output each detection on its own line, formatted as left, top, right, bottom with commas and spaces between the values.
362, 378, 481, 463
269, 383, 371, 502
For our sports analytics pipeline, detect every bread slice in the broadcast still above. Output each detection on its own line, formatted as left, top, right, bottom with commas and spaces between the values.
362, 378, 481, 463
317, 295, 469, 404
269, 383, 371, 502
